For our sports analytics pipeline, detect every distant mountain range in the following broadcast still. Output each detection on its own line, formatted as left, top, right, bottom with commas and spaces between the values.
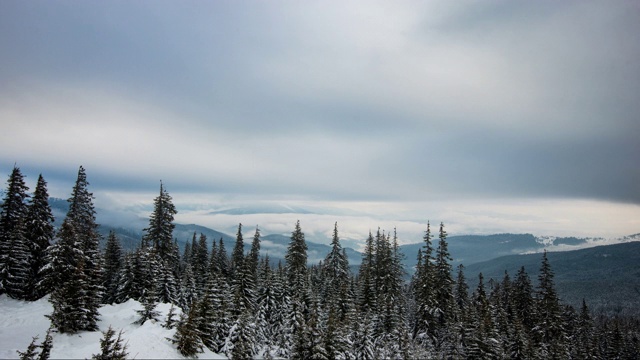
463, 241, 640, 316
45, 197, 640, 314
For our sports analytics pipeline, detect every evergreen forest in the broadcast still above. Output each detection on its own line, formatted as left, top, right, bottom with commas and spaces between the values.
1, 165, 639, 359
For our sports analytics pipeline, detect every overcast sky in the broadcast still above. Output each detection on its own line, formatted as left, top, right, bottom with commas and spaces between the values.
1, 1, 638, 244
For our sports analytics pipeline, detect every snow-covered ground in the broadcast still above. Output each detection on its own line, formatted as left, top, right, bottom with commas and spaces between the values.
0, 295, 226, 359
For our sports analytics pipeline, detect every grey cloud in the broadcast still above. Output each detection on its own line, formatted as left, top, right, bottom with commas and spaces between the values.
0, 0, 639, 209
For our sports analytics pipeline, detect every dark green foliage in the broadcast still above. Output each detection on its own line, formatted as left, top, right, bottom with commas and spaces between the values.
4, 220, 31, 299
92, 326, 129, 360
164, 304, 178, 329
64, 166, 102, 331
0, 166, 30, 294
323, 222, 350, 320
134, 288, 161, 325
37, 328, 53, 360
193, 233, 209, 295
17, 336, 39, 360
285, 220, 308, 298
16, 328, 53, 360
142, 182, 177, 266
102, 231, 123, 304
231, 223, 245, 277
48, 259, 92, 333
171, 307, 204, 357
24, 174, 55, 300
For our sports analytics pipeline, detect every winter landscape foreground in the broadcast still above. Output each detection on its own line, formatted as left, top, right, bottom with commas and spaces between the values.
0, 295, 224, 359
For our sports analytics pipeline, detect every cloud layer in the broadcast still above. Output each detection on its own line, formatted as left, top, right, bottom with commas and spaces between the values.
0, 1, 638, 240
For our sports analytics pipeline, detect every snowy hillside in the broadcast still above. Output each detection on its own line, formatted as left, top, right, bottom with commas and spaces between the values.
0, 296, 225, 359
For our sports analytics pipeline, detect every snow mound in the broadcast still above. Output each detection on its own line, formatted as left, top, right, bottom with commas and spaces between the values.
0, 295, 225, 359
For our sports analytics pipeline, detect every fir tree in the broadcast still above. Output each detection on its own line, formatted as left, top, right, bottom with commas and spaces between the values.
0, 165, 30, 294
24, 174, 54, 300
4, 220, 31, 299
323, 222, 350, 320
227, 311, 257, 360
193, 233, 209, 296
285, 220, 308, 299
247, 226, 261, 284
164, 304, 178, 330
534, 250, 566, 358
358, 231, 376, 312
48, 258, 91, 333
134, 287, 161, 325
231, 223, 244, 278
172, 309, 204, 357
434, 223, 453, 320
64, 166, 101, 330
216, 237, 229, 279
17, 336, 39, 360
142, 181, 177, 265
92, 326, 129, 360
413, 221, 436, 340
37, 328, 53, 360
102, 231, 123, 304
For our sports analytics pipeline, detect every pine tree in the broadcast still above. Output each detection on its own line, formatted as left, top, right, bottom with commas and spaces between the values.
17, 336, 39, 360
134, 287, 161, 325
38, 328, 53, 360
193, 233, 209, 296
247, 226, 261, 284
4, 220, 31, 299
433, 222, 454, 331
48, 258, 91, 333
231, 223, 244, 278
92, 326, 129, 360
24, 174, 55, 300
358, 231, 376, 312
513, 266, 535, 331
171, 308, 204, 357
286, 220, 308, 299
102, 231, 123, 304
142, 182, 177, 265
164, 304, 178, 329
535, 250, 566, 358
413, 221, 436, 341
217, 237, 230, 280
0, 165, 30, 294
228, 311, 257, 360
64, 166, 102, 330
323, 222, 350, 321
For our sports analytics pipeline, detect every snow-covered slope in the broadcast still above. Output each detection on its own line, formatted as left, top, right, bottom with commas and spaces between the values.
0, 295, 226, 359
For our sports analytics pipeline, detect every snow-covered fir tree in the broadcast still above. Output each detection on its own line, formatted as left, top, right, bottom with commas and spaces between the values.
0, 166, 30, 295
91, 326, 128, 360
24, 174, 55, 301
102, 230, 123, 304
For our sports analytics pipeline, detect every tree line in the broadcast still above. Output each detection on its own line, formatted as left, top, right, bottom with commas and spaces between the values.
1, 165, 639, 359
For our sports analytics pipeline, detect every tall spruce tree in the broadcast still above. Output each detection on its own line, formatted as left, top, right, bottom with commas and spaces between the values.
323, 222, 350, 320
433, 222, 454, 329
358, 231, 376, 312
65, 166, 102, 326
0, 166, 30, 294
142, 182, 177, 265
535, 250, 566, 358
4, 220, 30, 299
102, 231, 123, 304
285, 220, 308, 298
92, 326, 129, 360
231, 223, 244, 277
24, 174, 55, 300
413, 221, 436, 340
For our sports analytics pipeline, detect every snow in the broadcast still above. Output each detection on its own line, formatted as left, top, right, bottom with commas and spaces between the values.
0, 295, 226, 359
